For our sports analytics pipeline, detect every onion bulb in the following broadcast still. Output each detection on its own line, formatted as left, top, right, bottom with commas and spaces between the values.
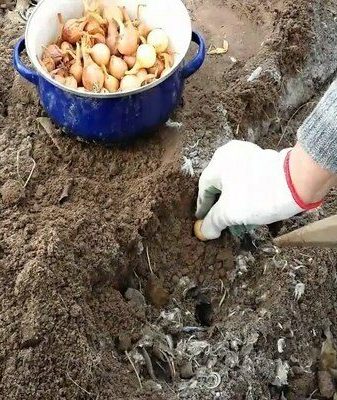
137, 23, 151, 38
60, 41, 73, 53
102, 4, 124, 22
62, 17, 87, 44
81, 38, 104, 92
54, 74, 66, 84
106, 21, 118, 54
64, 76, 78, 89
42, 44, 63, 63
82, 62, 104, 92
69, 43, 83, 84
102, 65, 119, 92
147, 57, 164, 77
123, 55, 136, 68
133, 4, 150, 38
159, 52, 174, 77
90, 43, 111, 66
119, 75, 142, 91
136, 68, 147, 81
147, 28, 169, 53
91, 33, 106, 44
115, 8, 138, 56
83, 0, 102, 16
120, 73, 155, 92
125, 44, 156, 75
85, 18, 105, 36
41, 57, 55, 72
108, 55, 128, 80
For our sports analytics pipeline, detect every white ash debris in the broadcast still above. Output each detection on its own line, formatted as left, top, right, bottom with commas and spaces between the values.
166, 118, 183, 128
176, 339, 211, 359
261, 245, 280, 255
246, 127, 257, 143
248, 66, 263, 82
277, 338, 286, 353
235, 253, 255, 275
181, 103, 234, 176
247, 61, 281, 84
272, 359, 290, 387
159, 308, 183, 330
181, 156, 195, 177
294, 282, 305, 301
136, 240, 144, 255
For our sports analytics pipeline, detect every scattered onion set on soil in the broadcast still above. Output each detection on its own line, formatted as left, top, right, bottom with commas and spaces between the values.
40, 0, 174, 94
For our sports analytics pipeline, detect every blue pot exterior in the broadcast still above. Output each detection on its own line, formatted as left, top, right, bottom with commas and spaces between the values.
13, 32, 206, 142
37, 67, 184, 142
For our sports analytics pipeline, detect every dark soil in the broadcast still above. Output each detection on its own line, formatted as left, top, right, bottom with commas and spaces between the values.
1, 1, 337, 399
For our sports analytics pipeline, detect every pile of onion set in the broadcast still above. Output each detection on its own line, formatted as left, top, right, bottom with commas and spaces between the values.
40, 0, 174, 94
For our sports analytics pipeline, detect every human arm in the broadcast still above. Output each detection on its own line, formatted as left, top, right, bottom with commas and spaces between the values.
195, 82, 337, 241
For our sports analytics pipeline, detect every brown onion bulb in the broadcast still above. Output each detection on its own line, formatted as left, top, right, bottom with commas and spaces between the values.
147, 58, 164, 77
60, 41, 73, 53
62, 18, 87, 44
102, 4, 124, 22
159, 53, 174, 78
85, 18, 105, 36
43, 44, 63, 63
91, 33, 106, 44
109, 55, 128, 80
102, 65, 119, 93
90, 43, 110, 66
123, 55, 136, 68
69, 43, 83, 84
137, 22, 151, 38
41, 57, 55, 72
82, 62, 104, 92
106, 21, 118, 54
81, 38, 105, 92
115, 10, 138, 56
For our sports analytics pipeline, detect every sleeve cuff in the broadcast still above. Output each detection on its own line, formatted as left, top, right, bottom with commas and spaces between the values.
284, 151, 323, 211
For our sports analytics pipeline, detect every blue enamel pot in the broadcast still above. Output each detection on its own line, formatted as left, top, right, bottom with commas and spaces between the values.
13, 0, 206, 142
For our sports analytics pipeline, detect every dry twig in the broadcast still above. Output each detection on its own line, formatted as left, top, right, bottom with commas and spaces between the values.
125, 351, 143, 389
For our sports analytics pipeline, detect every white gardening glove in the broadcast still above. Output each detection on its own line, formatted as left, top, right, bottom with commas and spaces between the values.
195, 140, 318, 241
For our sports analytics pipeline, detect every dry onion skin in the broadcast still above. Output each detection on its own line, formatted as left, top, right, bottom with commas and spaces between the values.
40, 0, 174, 94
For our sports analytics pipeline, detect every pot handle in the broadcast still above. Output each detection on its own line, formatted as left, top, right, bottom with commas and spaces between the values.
181, 31, 206, 79
13, 37, 39, 86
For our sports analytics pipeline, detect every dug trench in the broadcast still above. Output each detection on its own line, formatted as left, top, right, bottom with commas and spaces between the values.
2, 0, 337, 399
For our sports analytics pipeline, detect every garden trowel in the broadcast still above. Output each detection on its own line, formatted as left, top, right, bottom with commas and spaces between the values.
274, 215, 337, 249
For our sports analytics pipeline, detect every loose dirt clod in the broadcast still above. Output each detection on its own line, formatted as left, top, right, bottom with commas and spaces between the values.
0, 179, 25, 206
58, 177, 74, 204
145, 276, 170, 308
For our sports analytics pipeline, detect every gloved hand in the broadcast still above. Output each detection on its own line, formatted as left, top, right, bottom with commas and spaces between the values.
195, 140, 321, 241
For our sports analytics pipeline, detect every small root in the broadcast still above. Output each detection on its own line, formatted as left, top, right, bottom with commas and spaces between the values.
146, 246, 154, 275
218, 289, 227, 309
141, 347, 156, 381
160, 350, 175, 381
125, 351, 143, 390
37, 117, 64, 155
66, 361, 93, 397
16, 148, 36, 189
